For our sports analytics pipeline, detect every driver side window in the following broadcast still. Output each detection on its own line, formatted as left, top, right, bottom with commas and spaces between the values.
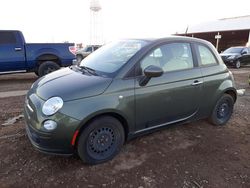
140, 43, 194, 74
140, 48, 162, 71
242, 48, 248, 54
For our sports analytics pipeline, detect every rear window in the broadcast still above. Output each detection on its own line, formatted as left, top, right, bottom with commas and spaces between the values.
223, 47, 243, 54
197, 45, 217, 66
0, 32, 17, 44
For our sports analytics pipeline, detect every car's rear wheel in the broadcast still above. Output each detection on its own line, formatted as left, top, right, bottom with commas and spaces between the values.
77, 116, 125, 165
235, 60, 241, 69
38, 61, 60, 77
209, 94, 234, 126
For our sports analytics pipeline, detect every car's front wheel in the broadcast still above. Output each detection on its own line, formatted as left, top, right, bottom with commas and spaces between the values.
235, 60, 241, 69
77, 116, 125, 165
209, 94, 234, 126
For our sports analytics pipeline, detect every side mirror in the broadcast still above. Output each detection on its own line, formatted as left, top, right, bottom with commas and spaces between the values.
144, 65, 164, 78
241, 51, 247, 55
139, 65, 163, 86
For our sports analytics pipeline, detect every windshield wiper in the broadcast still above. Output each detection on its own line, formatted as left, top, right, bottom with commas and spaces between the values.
79, 66, 98, 76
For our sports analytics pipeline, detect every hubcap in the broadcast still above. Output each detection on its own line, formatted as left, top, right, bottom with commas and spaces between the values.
236, 61, 240, 68
45, 67, 56, 74
217, 102, 229, 119
87, 127, 115, 157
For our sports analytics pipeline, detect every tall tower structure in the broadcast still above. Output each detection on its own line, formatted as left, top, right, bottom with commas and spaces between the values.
90, 0, 103, 45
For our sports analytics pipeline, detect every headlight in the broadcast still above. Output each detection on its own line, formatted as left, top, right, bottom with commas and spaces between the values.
42, 97, 63, 116
227, 55, 236, 59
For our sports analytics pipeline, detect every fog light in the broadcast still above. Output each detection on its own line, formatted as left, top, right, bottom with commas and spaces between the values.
43, 120, 57, 131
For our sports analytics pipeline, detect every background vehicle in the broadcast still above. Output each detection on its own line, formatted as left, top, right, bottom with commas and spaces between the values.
76, 45, 101, 63
0, 30, 76, 76
24, 37, 237, 164
220, 46, 250, 68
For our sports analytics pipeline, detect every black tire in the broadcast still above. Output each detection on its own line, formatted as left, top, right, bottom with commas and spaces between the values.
77, 116, 125, 164
38, 61, 60, 77
235, 60, 241, 69
34, 70, 39, 76
209, 94, 234, 126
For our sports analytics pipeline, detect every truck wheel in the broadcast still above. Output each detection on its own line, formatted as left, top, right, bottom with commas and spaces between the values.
235, 60, 241, 69
77, 116, 125, 165
209, 94, 234, 126
38, 61, 60, 77
34, 70, 39, 76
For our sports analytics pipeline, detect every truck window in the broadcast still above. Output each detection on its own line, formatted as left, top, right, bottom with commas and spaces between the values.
0, 32, 16, 44
86, 47, 92, 52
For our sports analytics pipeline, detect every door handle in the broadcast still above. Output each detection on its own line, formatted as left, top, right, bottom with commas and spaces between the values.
191, 80, 203, 86
15, 47, 22, 51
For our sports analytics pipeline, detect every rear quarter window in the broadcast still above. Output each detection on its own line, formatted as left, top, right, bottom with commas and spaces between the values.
197, 45, 217, 66
0, 32, 16, 44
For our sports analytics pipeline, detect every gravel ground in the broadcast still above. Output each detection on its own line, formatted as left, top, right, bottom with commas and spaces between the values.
0, 68, 249, 188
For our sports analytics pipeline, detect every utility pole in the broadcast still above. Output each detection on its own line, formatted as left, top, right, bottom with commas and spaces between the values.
215, 32, 222, 51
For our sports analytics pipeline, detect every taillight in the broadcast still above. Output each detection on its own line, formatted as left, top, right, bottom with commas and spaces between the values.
69, 46, 76, 55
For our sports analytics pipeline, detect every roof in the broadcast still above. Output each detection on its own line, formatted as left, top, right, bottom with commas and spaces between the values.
139, 36, 214, 48
178, 15, 250, 34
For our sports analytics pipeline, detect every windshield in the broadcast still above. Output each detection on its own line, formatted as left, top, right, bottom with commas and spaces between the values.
79, 40, 148, 76
223, 47, 243, 54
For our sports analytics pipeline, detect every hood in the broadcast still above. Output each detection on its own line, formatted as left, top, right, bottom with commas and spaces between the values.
34, 67, 112, 101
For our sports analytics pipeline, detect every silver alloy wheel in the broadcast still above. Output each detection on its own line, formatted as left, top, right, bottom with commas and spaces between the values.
235, 60, 241, 69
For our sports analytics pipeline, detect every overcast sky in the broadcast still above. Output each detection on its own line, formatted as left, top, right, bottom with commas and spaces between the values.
1, 0, 250, 44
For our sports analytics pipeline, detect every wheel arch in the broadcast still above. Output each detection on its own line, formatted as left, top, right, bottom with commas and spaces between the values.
206, 79, 237, 117
217, 77, 237, 102
36, 54, 61, 66
76, 54, 84, 59
208, 87, 237, 116
224, 88, 237, 103
74, 111, 129, 148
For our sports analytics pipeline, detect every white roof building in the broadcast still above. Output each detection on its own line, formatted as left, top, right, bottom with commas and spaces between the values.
176, 15, 250, 51
178, 15, 250, 34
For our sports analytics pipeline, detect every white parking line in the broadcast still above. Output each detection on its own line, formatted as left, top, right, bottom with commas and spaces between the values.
0, 90, 28, 98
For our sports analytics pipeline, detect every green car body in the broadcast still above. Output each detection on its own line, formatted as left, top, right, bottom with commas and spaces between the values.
24, 37, 237, 164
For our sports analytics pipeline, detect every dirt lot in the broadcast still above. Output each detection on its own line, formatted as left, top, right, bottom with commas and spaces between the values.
0, 69, 250, 188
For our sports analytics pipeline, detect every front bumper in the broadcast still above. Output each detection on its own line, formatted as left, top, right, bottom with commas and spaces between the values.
222, 59, 235, 66
24, 93, 81, 155
221, 56, 236, 67
72, 59, 78, 65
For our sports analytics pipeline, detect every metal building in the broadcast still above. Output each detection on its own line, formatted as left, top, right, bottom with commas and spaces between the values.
176, 15, 250, 52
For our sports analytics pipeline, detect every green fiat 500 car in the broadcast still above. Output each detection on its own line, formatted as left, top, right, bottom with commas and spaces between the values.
24, 37, 237, 164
